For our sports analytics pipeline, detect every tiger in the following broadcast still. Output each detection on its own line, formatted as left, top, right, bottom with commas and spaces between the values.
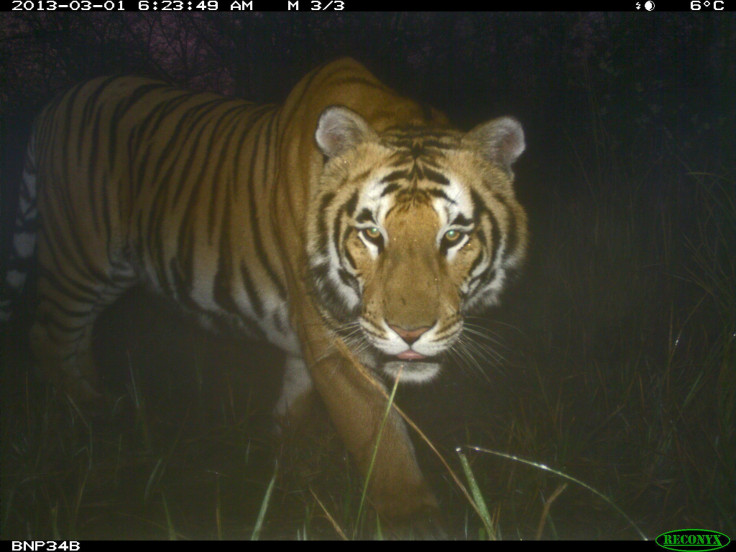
1, 57, 528, 529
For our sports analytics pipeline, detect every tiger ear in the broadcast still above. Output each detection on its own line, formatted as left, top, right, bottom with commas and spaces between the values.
315, 106, 377, 158
464, 116, 525, 168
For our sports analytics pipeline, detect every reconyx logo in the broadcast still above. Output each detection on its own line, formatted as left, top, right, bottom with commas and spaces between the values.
656, 529, 731, 552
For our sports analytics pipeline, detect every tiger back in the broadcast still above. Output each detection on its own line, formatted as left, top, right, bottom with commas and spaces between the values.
8, 58, 528, 530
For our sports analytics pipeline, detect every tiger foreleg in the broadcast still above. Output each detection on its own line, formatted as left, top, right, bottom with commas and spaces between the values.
273, 355, 317, 433
308, 349, 440, 529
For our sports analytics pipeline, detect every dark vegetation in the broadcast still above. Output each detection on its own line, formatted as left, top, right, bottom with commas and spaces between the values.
1, 13, 734, 539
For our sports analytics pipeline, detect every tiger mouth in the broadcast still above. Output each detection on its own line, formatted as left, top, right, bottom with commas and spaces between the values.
396, 349, 426, 361
378, 351, 443, 364
380, 357, 444, 384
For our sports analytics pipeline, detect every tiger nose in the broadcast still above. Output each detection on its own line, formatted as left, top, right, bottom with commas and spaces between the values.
388, 324, 432, 345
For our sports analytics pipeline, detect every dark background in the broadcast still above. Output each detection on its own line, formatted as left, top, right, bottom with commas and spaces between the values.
1, 11, 734, 540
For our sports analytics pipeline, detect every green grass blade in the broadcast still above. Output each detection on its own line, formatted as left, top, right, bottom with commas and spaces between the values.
468, 446, 648, 540
251, 461, 278, 541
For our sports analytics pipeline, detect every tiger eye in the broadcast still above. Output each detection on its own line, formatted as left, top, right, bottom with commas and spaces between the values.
363, 227, 382, 240
444, 229, 462, 242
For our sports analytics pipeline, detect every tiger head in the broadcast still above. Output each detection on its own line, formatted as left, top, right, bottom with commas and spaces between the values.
307, 106, 527, 383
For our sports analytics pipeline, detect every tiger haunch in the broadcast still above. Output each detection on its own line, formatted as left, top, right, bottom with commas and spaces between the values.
9, 58, 528, 528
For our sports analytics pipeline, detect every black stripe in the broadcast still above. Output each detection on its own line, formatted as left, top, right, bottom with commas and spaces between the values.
338, 267, 358, 294
426, 188, 455, 203
37, 294, 92, 320
106, 82, 170, 175
492, 192, 519, 264
381, 169, 410, 183
207, 106, 249, 240
176, 122, 214, 289
309, 261, 355, 323
344, 189, 359, 217
387, 152, 413, 167
229, 104, 272, 205
88, 106, 105, 235
440, 238, 451, 258
115, 81, 173, 120
315, 192, 336, 253
355, 208, 374, 224
467, 249, 485, 278
272, 310, 285, 334
171, 101, 232, 207
310, 261, 330, 284
213, 182, 236, 314
239, 259, 264, 319
131, 94, 197, 198
39, 206, 109, 288
488, 209, 502, 271
344, 246, 357, 270
468, 265, 497, 292
340, 224, 356, 270
470, 187, 501, 274
380, 183, 401, 197
170, 258, 197, 311
423, 167, 450, 185
474, 224, 487, 247
451, 214, 473, 227
37, 266, 97, 305
248, 112, 287, 300
332, 202, 345, 262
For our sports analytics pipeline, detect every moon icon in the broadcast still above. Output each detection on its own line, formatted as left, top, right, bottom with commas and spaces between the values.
644, 0, 655, 9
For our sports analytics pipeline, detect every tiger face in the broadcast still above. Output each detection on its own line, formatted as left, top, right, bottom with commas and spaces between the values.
307, 106, 527, 383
